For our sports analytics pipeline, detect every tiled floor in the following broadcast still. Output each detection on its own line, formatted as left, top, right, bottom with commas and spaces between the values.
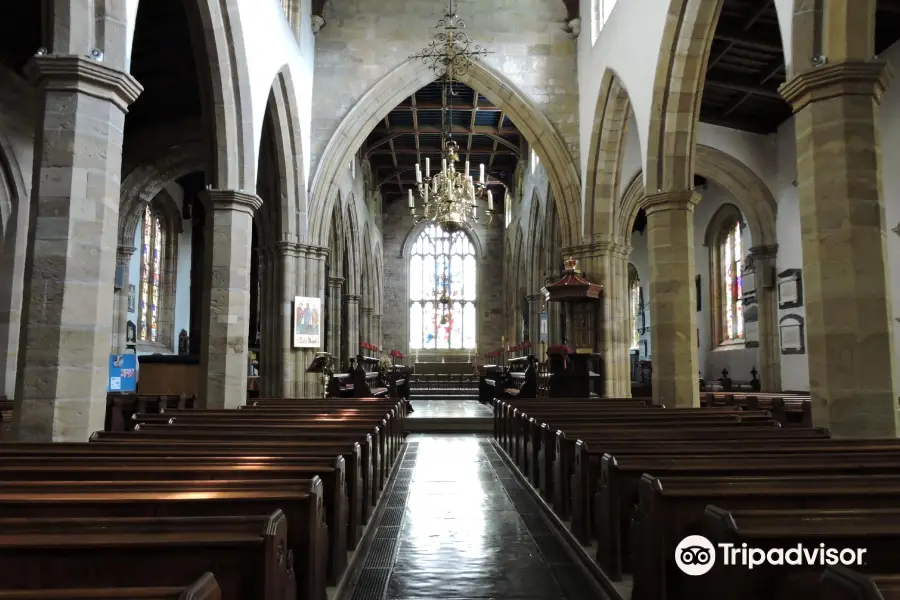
408, 399, 492, 419
346, 436, 606, 600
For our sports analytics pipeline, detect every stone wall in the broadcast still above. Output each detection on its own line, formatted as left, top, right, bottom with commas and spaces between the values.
380, 199, 504, 361
310, 0, 579, 177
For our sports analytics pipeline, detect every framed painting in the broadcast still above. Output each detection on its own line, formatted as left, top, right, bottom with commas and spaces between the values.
293, 296, 322, 348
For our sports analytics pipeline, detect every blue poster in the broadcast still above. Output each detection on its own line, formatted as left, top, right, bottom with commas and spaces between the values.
108, 353, 137, 393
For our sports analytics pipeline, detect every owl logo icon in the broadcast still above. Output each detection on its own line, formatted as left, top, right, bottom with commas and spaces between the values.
675, 535, 716, 576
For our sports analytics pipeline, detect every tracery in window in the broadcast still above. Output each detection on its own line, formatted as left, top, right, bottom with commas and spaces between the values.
719, 220, 744, 342
408, 225, 477, 349
139, 206, 164, 342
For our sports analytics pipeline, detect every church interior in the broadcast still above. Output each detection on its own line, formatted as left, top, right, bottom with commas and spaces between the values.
0, 0, 899, 598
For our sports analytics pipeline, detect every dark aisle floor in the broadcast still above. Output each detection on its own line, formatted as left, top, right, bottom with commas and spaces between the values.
345, 436, 606, 600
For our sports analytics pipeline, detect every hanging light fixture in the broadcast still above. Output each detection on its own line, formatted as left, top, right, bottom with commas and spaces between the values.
408, 1, 500, 233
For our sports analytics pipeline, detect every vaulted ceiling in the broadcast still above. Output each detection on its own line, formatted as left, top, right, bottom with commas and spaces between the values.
362, 80, 523, 206
701, 0, 900, 134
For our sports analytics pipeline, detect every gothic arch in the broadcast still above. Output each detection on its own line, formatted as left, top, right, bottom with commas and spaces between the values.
118, 139, 206, 246
617, 145, 777, 248
583, 68, 633, 243
308, 58, 581, 249
400, 221, 485, 261
361, 224, 374, 310
342, 198, 361, 296
264, 65, 307, 242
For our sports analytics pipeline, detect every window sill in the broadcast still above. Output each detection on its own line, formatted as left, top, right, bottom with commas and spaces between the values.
135, 341, 175, 355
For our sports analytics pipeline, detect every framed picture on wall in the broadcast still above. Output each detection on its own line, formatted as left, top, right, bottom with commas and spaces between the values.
293, 296, 322, 348
127, 285, 136, 313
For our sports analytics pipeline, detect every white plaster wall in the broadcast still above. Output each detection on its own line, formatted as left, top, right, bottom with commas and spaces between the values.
619, 114, 642, 192
696, 123, 778, 188
577, 0, 666, 180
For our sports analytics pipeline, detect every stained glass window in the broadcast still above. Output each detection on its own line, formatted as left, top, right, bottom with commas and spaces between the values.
139, 206, 164, 342
720, 220, 744, 342
630, 279, 641, 350
409, 224, 477, 349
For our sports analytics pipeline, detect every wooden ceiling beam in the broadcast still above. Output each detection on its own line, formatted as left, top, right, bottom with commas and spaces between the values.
721, 56, 786, 117
705, 75, 782, 99
709, 0, 778, 71
368, 125, 518, 135
369, 148, 518, 156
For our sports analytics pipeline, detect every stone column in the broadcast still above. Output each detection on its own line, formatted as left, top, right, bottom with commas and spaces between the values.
112, 246, 136, 354
360, 307, 374, 347
779, 60, 898, 437
276, 241, 299, 397
748, 244, 780, 392
11, 56, 141, 441
644, 191, 700, 408
526, 294, 541, 349
198, 189, 262, 410
291, 244, 328, 397
344, 294, 361, 360
327, 276, 344, 359
373, 314, 383, 350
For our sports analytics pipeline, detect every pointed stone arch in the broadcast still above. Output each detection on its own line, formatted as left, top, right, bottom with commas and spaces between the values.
264, 64, 307, 243
617, 145, 777, 248
308, 58, 581, 249
342, 198, 361, 296
583, 68, 633, 243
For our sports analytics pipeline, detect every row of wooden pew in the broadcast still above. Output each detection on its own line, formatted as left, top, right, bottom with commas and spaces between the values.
0, 397, 405, 600
492, 393, 900, 600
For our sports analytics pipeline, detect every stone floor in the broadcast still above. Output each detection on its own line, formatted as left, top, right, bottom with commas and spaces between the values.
344, 436, 606, 600
407, 399, 493, 418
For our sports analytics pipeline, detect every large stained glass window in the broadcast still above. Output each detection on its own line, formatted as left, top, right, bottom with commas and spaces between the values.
720, 220, 744, 342
139, 206, 164, 342
409, 225, 477, 349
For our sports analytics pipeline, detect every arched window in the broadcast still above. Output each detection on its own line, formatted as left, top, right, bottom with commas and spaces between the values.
719, 219, 744, 343
409, 224, 477, 349
138, 205, 164, 342
629, 265, 641, 350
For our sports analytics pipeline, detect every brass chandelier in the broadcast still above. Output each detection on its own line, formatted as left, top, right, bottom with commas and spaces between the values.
407, 0, 498, 233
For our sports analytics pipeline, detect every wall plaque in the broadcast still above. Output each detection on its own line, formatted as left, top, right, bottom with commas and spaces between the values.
779, 313, 805, 355
777, 269, 803, 309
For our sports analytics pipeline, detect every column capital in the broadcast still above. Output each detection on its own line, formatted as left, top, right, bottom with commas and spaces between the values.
372, 314, 383, 321
562, 239, 631, 259
328, 276, 345, 287
26, 54, 143, 112
344, 294, 361, 304
779, 59, 893, 113
361, 307, 375, 315
641, 190, 701, 216
297, 243, 329, 261
274, 240, 301, 257
749, 244, 778, 261
116, 245, 136, 265
204, 189, 263, 215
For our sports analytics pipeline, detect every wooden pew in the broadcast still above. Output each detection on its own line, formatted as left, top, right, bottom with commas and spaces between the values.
0, 479, 325, 600
700, 506, 900, 600
820, 566, 900, 600
0, 443, 367, 548
0, 513, 291, 600
105, 393, 195, 432
635, 473, 900, 600
0, 572, 221, 599
598, 449, 900, 581
0, 458, 349, 586
700, 392, 812, 427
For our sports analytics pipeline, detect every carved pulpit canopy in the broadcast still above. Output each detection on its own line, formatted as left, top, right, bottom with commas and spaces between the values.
541, 257, 603, 303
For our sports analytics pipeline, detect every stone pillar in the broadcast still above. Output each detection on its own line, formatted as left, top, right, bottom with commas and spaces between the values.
198, 189, 262, 410
526, 294, 541, 347
360, 307, 374, 347
779, 60, 898, 437
12, 56, 142, 441
112, 246, 136, 354
748, 244, 780, 392
276, 241, 299, 397
292, 245, 328, 397
327, 276, 344, 359
566, 241, 632, 398
373, 314, 383, 350
644, 191, 700, 408
344, 294, 361, 360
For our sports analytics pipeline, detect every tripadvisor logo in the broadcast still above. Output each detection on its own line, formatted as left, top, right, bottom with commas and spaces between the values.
675, 535, 867, 576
